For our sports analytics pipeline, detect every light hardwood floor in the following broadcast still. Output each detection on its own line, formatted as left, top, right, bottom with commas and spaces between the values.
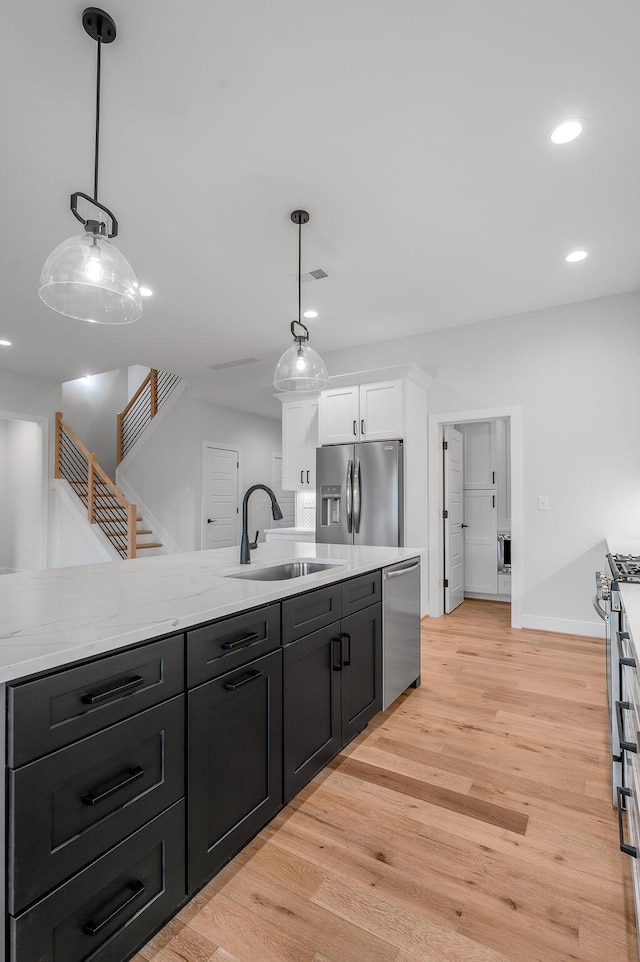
134, 599, 637, 962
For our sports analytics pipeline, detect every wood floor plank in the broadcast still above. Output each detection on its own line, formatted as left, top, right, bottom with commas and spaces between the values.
136, 599, 636, 962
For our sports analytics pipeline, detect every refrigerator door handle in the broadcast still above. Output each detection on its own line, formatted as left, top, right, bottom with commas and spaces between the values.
353, 458, 361, 533
346, 459, 353, 533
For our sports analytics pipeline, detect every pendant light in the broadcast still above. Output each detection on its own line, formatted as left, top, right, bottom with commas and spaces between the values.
38, 8, 142, 325
273, 210, 329, 392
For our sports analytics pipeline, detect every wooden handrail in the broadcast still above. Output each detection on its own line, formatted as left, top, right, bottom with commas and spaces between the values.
55, 412, 137, 558
117, 369, 159, 466
119, 369, 155, 422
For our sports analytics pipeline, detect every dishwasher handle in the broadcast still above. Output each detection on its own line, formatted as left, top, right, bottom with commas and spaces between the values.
385, 561, 421, 579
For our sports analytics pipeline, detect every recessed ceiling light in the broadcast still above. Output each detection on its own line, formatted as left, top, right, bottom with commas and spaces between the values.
549, 119, 584, 145
565, 250, 588, 263
139, 286, 153, 297
303, 310, 318, 319
0, 340, 12, 347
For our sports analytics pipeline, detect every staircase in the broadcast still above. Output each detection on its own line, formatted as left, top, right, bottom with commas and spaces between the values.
55, 414, 161, 559
117, 368, 181, 465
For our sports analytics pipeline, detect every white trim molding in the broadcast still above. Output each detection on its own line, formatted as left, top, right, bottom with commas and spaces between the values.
428, 405, 524, 630
0, 408, 49, 569
521, 614, 605, 639
116, 473, 181, 555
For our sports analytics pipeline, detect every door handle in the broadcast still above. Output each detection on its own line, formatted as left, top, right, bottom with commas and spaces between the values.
301, 470, 304, 484
492, 495, 495, 508
617, 787, 638, 857
82, 766, 145, 806
307, 470, 310, 484
84, 880, 145, 936
207, 518, 216, 524
492, 471, 495, 484
332, 637, 343, 671
353, 420, 357, 436
361, 419, 365, 435
353, 458, 361, 533
346, 459, 353, 533
384, 561, 421, 579
81, 675, 145, 706
461, 523, 469, 528
341, 632, 351, 667
592, 596, 610, 624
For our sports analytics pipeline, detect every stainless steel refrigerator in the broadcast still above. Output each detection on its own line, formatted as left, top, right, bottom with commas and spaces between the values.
315, 441, 403, 546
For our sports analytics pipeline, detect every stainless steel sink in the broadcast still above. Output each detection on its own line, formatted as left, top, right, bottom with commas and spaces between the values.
224, 561, 343, 581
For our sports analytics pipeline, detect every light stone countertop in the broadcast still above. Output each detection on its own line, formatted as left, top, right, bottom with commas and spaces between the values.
0, 542, 422, 684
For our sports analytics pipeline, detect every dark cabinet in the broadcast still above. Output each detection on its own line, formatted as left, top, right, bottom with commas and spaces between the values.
282, 583, 342, 643
187, 604, 280, 687
283, 602, 382, 803
187, 647, 283, 894
341, 570, 382, 618
283, 622, 342, 802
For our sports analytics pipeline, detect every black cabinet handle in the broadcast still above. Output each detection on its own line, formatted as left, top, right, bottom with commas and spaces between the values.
492, 495, 495, 508
332, 638, 342, 672
83, 880, 145, 936
616, 701, 638, 753
341, 632, 351, 667
492, 471, 495, 484
617, 631, 637, 668
617, 787, 639, 857
353, 420, 357, 436
307, 470, 310, 484
301, 470, 304, 484
224, 670, 262, 691
361, 419, 365, 435
221, 631, 259, 651
82, 766, 145, 806
81, 675, 145, 706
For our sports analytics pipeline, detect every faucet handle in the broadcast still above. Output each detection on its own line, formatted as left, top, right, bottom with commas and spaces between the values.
249, 530, 260, 550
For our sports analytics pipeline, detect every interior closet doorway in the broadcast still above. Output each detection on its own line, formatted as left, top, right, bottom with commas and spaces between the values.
428, 406, 523, 629
0, 411, 48, 573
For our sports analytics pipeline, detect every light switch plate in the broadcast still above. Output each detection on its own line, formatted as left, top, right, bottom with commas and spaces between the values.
538, 496, 549, 511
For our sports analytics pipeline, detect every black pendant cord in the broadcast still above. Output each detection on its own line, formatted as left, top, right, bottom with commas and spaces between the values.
297, 217, 302, 325
94, 35, 101, 202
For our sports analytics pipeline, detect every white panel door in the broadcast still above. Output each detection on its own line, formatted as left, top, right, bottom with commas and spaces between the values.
464, 489, 498, 593
281, 400, 306, 490
318, 386, 360, 445
359, 380, 404, 441
202, 446, 239, 548
444, 426, 464, 613
463, 421, 497, 489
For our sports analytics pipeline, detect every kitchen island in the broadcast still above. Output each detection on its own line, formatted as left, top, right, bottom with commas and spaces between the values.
0, 542, 422, 962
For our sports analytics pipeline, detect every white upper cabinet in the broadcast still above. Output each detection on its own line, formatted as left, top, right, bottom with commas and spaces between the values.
462, 421, 497, 489
318, 379, 404, 445
359, 380, 404, 441
317, 386, 360, 445
282, 397, 318, 491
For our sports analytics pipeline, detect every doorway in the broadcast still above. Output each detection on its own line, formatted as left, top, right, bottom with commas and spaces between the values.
428, 406, 523, 629
201, 444, 240, 549
0, 411, 48, 572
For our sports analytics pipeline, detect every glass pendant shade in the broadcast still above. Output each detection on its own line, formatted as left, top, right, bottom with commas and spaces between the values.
273, 342, 330, 392
38, 231, 142, 324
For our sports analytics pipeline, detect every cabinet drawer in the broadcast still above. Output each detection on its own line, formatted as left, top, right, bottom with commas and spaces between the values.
341, 570, 382, 617
9, 695, 185, 914
10, 800, 185, 962
8, 634, 184, 767
282, 584, 342, 644
187, 604, 280, 687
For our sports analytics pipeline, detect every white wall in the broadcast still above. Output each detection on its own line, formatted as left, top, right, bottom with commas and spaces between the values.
48, 481, 115, 568
119, 393, 283, 552
128, 365, 150, 401
0, 418, 43, 571
317, 290, 640, 634
61, 369, 129, 478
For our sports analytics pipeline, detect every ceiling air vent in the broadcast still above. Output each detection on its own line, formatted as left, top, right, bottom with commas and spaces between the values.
208, 357, 260, 371
290, 267, 329, 284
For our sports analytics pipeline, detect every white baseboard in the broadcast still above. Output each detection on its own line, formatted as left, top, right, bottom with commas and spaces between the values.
465, 592, 511, 602
520, 613, 605, 638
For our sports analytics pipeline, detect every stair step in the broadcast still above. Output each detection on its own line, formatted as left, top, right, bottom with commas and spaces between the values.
103, 529, 152, 538
136, 542, 163, 550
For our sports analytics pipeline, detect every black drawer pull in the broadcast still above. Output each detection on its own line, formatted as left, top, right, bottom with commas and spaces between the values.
82, 766, 145, 807
616, 701, 638, 754
617, 631, 637, 668
617, 786, 639, 857
353, 420, 357, 436
361, 419, 365, 435
81, 675, 145, 706
224, 670, 262, 691
221, 632, 260, 651
332, 637, 342, 672
341, 632, 351, 667
83, 880, 145, 936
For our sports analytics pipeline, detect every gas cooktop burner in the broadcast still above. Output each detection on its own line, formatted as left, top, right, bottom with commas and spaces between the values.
609, 553, 640, 583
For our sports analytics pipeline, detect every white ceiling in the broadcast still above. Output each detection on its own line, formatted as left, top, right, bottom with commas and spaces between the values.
2, 0, 640, 398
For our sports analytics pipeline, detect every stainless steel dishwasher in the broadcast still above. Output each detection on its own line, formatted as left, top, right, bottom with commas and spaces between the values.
382, 557, 421, 709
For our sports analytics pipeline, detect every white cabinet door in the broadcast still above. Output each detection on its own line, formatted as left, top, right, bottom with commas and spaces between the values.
359, 380, 404, 441
463, 489, 498, 593
318, 387, 360, 445
444, 426, 464, 613
282, 400, 306, 490
282, 398, 318, 491
463, 421, 497, 489
302, 397, 319, 488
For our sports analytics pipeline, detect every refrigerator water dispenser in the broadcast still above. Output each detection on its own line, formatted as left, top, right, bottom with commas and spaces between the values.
320, 484, 342, 527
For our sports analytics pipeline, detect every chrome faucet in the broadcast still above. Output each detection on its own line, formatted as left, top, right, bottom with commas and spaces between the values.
240, 485, 283, 564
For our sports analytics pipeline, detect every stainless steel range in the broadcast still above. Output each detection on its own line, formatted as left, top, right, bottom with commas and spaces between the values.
609, 554, 640, 584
